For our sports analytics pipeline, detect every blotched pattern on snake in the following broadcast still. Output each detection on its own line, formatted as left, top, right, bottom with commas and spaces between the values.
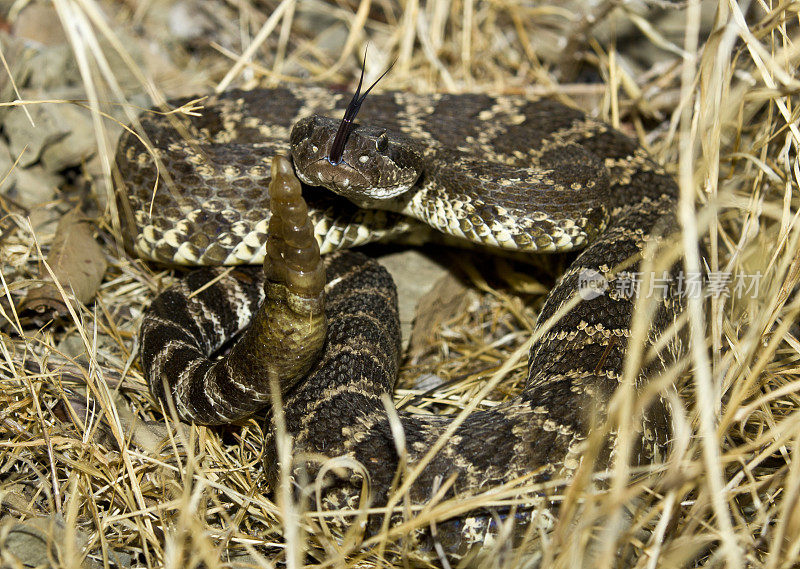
117, 85, 683, 555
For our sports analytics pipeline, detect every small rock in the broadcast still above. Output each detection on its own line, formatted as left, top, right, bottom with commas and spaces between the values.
378, 249, 450, 347
39, 103, 96, 171
4, 102, 61, 167
408, 270, 473, 361
0, 141, 14, 192
414, 373, 446, 392
9, 165, 61, 208
13, 2, 67, 46
25, 46, 77, 90
0, 34, 33, 106
5, 98, 96, 172
168, 1, 213, 41
0, 31, 77, 96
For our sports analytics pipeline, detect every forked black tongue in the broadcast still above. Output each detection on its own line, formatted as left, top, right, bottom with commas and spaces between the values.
327, 48, 394, 165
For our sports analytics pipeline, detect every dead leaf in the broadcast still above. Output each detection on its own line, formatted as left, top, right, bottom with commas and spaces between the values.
0, 515, 96, 569
21, 209, 107, 314
407, 271, 474, 362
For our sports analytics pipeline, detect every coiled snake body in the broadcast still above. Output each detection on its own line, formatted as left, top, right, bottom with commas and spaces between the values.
118, 85, 682, 555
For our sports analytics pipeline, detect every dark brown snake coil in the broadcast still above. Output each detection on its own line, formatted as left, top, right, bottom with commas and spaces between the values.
117, 86, 683, 556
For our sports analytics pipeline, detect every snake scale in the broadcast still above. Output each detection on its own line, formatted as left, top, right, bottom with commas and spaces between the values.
116, 82, 683, 556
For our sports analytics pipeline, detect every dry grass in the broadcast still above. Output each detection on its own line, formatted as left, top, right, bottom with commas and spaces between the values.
1, 1, 799, 567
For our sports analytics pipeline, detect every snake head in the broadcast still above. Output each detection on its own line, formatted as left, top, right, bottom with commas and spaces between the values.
290, 115, 422, 206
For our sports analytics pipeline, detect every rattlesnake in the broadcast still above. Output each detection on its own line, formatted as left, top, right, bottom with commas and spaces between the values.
117, 83, 683, 556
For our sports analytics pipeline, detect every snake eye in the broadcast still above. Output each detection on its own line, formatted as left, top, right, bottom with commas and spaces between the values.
375, 131, 388, 152
290, 116, 315, 147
